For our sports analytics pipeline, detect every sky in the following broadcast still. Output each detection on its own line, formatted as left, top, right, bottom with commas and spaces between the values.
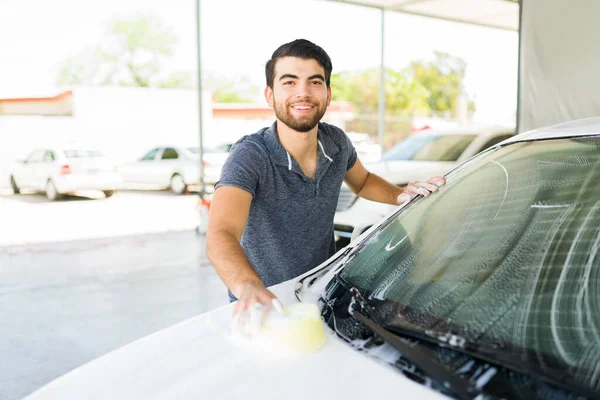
0, 0, 519, 123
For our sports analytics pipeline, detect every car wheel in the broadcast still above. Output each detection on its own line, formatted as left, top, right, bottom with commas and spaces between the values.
103, 190, 115, 198
170, 174, 187, 195
10, 175, 20, 194
45, 180, 61, 201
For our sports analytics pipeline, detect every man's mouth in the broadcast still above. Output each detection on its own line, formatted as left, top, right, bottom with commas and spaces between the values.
291, 103, 316, 111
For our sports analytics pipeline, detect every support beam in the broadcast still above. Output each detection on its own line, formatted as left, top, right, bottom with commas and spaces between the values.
377, 9, 386, 153
196, 0, 205, 197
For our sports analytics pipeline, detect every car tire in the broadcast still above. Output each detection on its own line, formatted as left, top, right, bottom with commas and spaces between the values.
45, 180, 61, 201
103, 190, 115, 198
170, 174, 187, 195
10, 175, 20, 194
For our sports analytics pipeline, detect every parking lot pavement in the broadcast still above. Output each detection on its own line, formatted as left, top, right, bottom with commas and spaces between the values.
0, 189, 202, 247
0, 189, 228, 400
0, 229, 227, 400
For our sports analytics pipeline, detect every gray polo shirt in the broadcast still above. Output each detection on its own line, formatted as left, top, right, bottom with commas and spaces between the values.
215, 122, 357, 293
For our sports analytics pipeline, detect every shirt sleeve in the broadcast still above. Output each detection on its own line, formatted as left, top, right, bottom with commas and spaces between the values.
345, 133, 358, 171
214, 137, 265, 197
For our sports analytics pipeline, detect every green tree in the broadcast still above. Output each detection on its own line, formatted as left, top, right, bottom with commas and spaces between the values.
330, 51, 474, 117
204, 73, 259, 103
406, 51, 475, 114
57, 16, 184, 88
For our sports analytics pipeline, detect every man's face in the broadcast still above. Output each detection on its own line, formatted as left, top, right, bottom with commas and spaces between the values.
265, 57, 331, 133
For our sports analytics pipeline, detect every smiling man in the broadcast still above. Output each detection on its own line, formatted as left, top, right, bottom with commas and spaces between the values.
206, 39, 444, 313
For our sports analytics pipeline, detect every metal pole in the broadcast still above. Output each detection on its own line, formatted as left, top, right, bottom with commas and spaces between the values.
515, 0, 523, 134
196, 0, 205, 198
378, 9, 386, 153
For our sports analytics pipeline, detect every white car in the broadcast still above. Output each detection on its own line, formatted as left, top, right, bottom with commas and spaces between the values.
120, 145, 229, 195
9, 147, 121, 201
347, 131, 382, 163
23, 118, 600, 399
335, 126, 514, 242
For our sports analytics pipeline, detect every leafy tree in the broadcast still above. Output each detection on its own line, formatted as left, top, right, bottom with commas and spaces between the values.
330, 51, 475, 117
406, 51, 474, 114
56, 16, 259, 102
204, 73, 259, 103
57, 16, 182, 88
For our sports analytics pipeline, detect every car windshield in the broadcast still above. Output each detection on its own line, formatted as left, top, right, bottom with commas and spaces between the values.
339, 136, 600, 394
381, 133, 475, 162
64, 150, 104, 158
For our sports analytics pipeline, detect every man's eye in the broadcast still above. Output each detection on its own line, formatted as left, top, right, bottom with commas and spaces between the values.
311, 81, 323, 85
283, 81, 294, 85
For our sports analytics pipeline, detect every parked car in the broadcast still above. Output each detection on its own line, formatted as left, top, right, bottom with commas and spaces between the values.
23, 118, 600, 399
199, 144, 231, 189
9, 147, 121, 201
346, 131, 382, 163
120, 145, 229, 195
335, 126, 514, 243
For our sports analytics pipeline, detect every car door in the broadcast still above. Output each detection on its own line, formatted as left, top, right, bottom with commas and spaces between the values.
155, 147, 181, 186
17, 150, 45, 189
37, 150, 58, 189
122, 148, 160, 185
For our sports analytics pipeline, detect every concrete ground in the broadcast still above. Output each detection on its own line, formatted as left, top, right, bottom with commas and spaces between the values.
0, 190, 227, 400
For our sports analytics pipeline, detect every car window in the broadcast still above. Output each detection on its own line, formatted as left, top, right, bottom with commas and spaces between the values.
477, 133, 514, 153
43, 151, 55, 162
339, 136, 600, 394
140, 148, 159, 161
218, 143, 232, 153
64, 150, 103, 158
25, 150, 44, 163
382, 134, 475, 162
161, 148, 179, 160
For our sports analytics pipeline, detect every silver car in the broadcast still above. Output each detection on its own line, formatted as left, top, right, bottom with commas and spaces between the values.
120, 145, 229, 195
335, 126, 514, 244
9, 147, 121, 201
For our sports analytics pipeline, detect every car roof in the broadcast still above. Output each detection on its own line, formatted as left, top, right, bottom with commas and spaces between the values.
413, 125, 514, 136
506, 117, 600, 143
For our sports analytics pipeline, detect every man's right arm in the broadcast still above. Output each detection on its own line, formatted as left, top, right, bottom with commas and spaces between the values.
206, 186, 276, 313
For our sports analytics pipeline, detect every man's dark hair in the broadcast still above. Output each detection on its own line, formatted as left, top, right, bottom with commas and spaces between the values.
265, 39, 333, 88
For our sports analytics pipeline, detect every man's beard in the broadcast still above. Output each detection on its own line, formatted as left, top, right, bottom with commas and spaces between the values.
273, 97, 327, 133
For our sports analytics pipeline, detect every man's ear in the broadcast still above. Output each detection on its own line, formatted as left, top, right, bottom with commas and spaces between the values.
264, 86, 274, 107
327, 86, 332, 106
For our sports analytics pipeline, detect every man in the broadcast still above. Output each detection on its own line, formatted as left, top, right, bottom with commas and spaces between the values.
206, 39, 444, 314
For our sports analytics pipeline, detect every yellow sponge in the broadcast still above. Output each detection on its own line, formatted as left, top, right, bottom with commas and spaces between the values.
261, 302, 327, 356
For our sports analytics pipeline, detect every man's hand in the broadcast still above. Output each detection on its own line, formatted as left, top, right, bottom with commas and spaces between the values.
233, 281, 278, 315
231, 282, 285, 340
397, 176, 446, 204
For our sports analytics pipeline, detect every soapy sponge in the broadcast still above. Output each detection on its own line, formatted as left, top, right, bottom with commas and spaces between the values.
231, 302, 327, 357
261, 302, 327, 356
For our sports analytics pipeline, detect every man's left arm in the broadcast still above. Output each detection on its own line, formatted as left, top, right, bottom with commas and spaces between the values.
344, 157, 445, 205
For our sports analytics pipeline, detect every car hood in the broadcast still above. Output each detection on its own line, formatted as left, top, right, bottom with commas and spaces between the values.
365, 160, 455, 183
25, 277, 446, 400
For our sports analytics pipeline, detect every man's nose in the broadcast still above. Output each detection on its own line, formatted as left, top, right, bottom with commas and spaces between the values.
294, 81, 310, 96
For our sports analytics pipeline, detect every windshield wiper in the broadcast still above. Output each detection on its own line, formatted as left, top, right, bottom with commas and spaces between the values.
346, 286, 523, 400
351, 308, 483, 399
341, 283, 599, 400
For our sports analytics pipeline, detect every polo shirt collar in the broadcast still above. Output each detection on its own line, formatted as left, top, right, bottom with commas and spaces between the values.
264, 122, 341, 171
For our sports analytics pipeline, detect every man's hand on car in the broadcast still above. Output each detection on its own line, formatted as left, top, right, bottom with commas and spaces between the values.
233, 281, 279, 315
397, 176, 446, 204
231, 282, 284, 339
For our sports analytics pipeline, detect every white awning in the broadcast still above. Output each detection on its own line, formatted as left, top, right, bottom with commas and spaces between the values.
323, 0, 519, 31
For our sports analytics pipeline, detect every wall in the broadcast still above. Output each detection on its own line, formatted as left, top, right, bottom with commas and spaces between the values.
518, 0, 600, 132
